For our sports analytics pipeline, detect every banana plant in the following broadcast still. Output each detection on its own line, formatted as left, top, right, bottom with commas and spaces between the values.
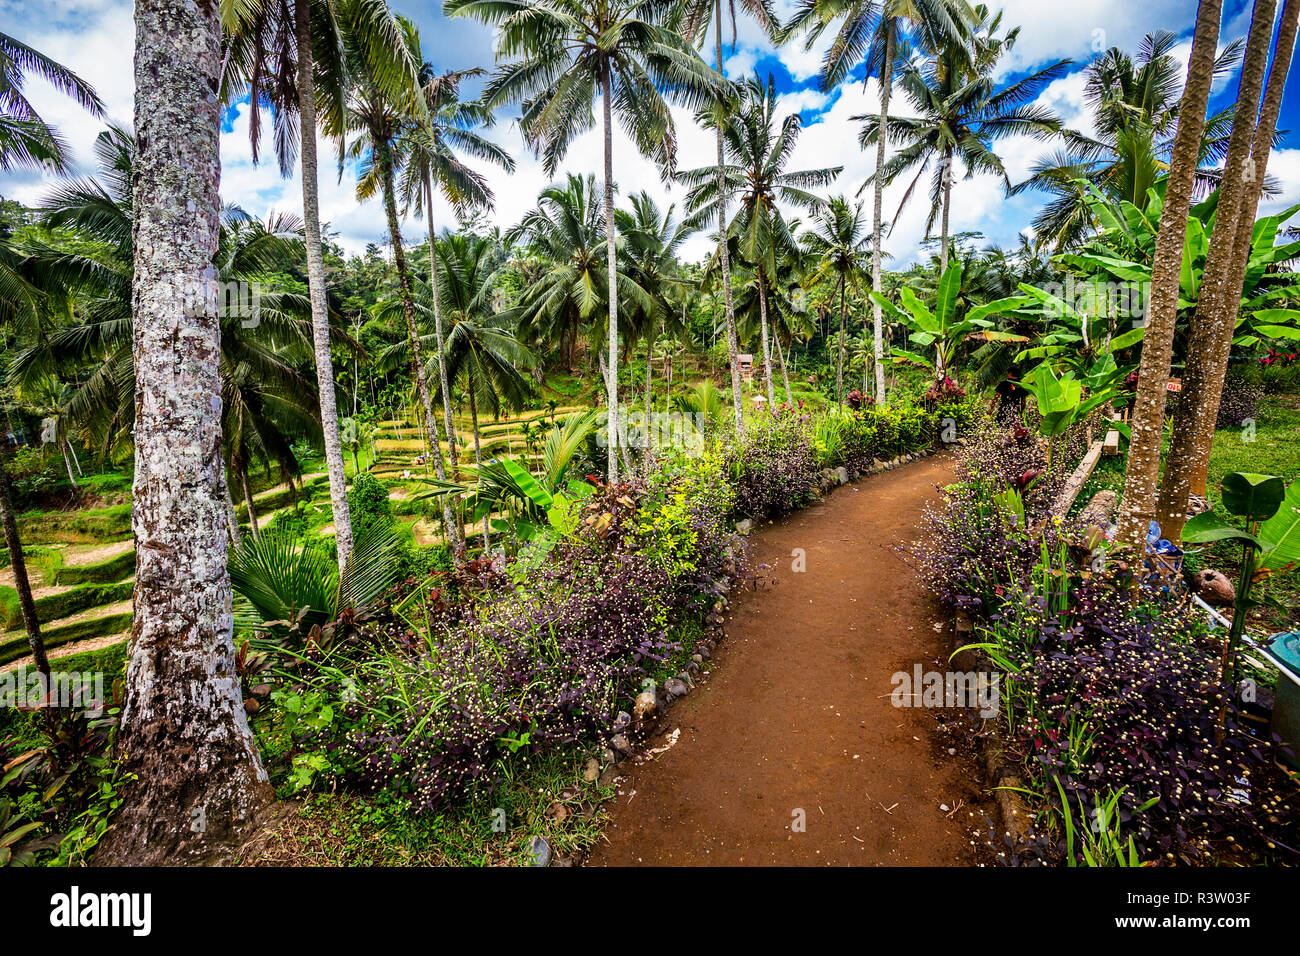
1183, 472, 1300, 686
1018, 363, 1118, 470
869, 262, 1031, 379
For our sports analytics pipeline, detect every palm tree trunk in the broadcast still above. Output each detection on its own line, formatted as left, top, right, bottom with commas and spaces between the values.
60, 440, 78, 490
223, 460, 242, 549
294, 0, 354, 572
714, 0, 744, 433
1116, 193, 1213, 546
837, 276, 846, 409
939, 146, 952, 275
65, 437, 82, 476
1155, 0, 1280, 543
758, 272, 775, 405
775, 326, 793, 405
98, 0, 272, 864
871, 25, 894, 405
645, 332, 653, 447
0, 458, 47, 677
601, 62, 620, 484
424, 174, 462, 483
240, 463, 260, 543
468, 367, 490, 552
378, 147, 461, 551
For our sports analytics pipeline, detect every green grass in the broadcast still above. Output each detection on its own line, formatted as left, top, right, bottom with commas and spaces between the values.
42, 547, 136, 586
17, 502, 132, 545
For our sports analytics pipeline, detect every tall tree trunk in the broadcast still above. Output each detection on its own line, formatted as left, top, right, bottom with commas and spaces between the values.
1112, 0, 1222, 548
837, 276, 846, 408
65, 437, 83, 476
60, 440, 78, 490
468, 367, 490, 552
645, 332, 653, 448
939, 146, 952, 275
222, 460, 242, 549
240, 463, 260, 543
601, 62, 620, 484
1155, 0, 1280, 543
871, 25, 894, 405
378, 147, 461, 551
758, 272, 775, 405
0, 458, 47, 677
99, 0, 272, 864
424, 174, 462, 483
295, 0, 354, 571
715, 0, 744, 432
775, 324, 793, 405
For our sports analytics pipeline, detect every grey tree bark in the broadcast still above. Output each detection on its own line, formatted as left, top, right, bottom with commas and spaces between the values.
871, 27, 894, 405
1110, 0, 1220, 548
939, 147, 952, 276
294, 0, 354, 571
97, 0, 273, 864
1155, 0, 1279, 543
714, 0, 744, 432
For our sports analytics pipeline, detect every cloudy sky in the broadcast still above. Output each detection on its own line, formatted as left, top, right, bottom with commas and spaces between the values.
2, 0, 1298, 266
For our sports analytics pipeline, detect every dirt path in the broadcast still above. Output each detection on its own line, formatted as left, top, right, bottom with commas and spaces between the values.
586, 453, 993, 866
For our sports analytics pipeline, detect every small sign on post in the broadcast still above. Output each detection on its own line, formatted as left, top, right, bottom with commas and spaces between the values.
738, 353, 754, 382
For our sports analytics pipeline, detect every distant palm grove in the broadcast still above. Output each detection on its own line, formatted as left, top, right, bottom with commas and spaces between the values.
0, 0, 1298, 875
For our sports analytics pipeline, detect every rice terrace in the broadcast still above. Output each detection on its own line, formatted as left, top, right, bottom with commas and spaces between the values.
0, 0, 1298, 933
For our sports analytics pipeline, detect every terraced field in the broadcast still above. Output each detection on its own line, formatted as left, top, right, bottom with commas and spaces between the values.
1, 401, 593, 670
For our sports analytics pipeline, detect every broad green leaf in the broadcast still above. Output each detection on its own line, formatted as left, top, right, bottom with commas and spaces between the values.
1220, 472, 1286, 521
1259, 479, 1300, 570
1182, 512, 1266, 548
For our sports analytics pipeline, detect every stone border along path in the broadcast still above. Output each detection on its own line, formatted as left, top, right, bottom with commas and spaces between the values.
585, 451, 996, 866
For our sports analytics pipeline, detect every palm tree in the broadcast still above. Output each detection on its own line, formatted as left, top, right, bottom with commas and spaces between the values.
782, 0, 969, 404
509, 174, 654, 377
679, 0, 779, 431
1011, 29, 1246, 252
396, 59, 515, 486
448, 0, 726, 483
437, 235, 536, 548
1155, 0, 1296, 544
802, 196, 872, 407
0, 31, 103, 171
0, 32, 102, 679
1113, 2, 1232, 550
221, 0, 424, 571
681, 74, 840, 405
857, 7, 1067, 274
98, 0, 273, 865
616, 191, 691, 433
339, 14, 471, 548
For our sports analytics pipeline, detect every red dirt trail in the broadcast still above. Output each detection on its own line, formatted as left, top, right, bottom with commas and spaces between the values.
586, 452, 993, 866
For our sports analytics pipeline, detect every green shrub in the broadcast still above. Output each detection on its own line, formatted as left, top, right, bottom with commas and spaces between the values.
348, 472, 394, 537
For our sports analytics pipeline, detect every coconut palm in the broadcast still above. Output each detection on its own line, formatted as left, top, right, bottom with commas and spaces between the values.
221, 0, 425, 570
678, 0, 779, 431
781, 0, 970, 404
802, 196, 872, 407
0, 31, 104, 171
616, 190, 691, 430
857, 7, 1067, 274
681, 74, 840, 405
1010, 30, 1247, 252
396, 58, 515, 485
509, 174, 654, 377
338, 13, 473, 548
448, 0, 727, 483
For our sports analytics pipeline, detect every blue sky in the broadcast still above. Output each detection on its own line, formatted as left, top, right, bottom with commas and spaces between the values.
2, 0, 1298, 265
